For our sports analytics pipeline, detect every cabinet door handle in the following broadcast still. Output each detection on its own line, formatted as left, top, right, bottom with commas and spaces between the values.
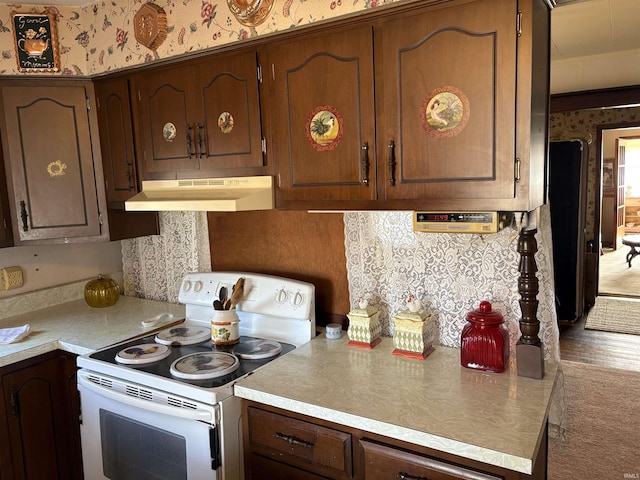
273, 432, 314, 448
196, 123, 205, 159
362, 142, 370, 186
397, 472, 430, 480
10, 389, 19, 416
186, 124, 194, 159
126, 161, 134, 191
388, 140, 396, 186
19, 200, 28, 232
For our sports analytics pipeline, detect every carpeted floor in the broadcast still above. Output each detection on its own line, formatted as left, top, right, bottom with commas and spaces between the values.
585, 296, 640, 335
548, 361, 640, 479
599, 246, 640, 298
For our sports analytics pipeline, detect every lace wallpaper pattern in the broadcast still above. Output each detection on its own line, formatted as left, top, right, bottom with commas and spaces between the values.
121, 211, 211, 303
343, 209, 560, 363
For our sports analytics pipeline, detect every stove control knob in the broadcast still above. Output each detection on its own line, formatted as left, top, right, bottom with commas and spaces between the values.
194, 281, 203, 292
292, 291, 304, 307
275, 288, 288, 304
183, 280, 192, 292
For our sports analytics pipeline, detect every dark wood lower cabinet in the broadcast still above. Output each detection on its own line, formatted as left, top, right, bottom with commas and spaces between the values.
0, 351, 82, 480
243, 401, 548, 480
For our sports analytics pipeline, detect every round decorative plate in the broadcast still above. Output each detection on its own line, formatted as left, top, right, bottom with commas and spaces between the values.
170, 352, 239, 380
115, 343, 171, 365
155, 325, 211, 346
420, 86, 470, 138
227, 0, 274, 27
306, 105, 343, 152
162, 122, 177, 142
232, 339, 282, 360
134, 2, 168, 51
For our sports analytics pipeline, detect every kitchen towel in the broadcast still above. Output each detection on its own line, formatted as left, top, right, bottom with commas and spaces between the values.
0, 324, 32, 344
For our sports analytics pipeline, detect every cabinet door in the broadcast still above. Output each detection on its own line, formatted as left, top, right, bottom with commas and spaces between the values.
269, 25, 376, 203
0, 141, 12, 247
2, 354, 82, 480
380, 0, 517, 202
1, 86, 102, 242
95, 77, 138, 203
133, 66, 199, 177
360, 439, 501, 480
193, 51, 264, 172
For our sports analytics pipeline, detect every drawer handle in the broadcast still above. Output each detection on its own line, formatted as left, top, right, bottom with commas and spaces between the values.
397, 472, 429, 480
273, 432, 314, 448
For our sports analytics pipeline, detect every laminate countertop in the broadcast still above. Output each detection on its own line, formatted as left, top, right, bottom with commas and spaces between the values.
0, 296, 185, 367
235, 333, 558, 475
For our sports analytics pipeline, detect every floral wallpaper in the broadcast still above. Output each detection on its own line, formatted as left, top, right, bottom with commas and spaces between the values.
0, 0, 404, 76
550, 106, 640, 242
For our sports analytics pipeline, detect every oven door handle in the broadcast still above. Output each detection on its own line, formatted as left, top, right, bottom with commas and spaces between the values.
78, 372, 214, 423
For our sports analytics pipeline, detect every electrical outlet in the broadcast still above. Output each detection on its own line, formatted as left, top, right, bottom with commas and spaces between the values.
2, 266, 23, 291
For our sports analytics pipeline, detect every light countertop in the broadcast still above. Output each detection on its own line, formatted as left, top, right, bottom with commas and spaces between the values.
235, 333, 558, 475
0, 296, 185, 367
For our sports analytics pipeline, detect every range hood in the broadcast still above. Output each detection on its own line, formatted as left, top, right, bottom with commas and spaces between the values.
125, 176, 274, 212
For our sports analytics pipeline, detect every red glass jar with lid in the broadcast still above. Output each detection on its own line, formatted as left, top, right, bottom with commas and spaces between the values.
460, 301, 510, 373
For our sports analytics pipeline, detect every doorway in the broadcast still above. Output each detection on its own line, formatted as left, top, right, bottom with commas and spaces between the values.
597, 126, 640, 299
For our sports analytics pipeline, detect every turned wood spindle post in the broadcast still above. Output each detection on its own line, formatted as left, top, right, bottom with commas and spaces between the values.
516, 228, 545, 379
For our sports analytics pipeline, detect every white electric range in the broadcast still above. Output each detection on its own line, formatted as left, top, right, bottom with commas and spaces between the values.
77, 271, 315, 480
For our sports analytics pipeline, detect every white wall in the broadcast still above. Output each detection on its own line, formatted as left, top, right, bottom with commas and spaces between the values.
0, 241, 122, 299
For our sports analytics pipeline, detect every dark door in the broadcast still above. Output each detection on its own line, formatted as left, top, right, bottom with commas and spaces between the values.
549, 140, 588, 323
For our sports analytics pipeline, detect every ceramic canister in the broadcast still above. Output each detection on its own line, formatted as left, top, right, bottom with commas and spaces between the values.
211, 310, 240, 345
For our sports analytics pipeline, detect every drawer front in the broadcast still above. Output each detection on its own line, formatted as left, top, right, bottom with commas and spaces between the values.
246, 453, 329, 480
247, 407, 352, 478
360, 440, 503, 480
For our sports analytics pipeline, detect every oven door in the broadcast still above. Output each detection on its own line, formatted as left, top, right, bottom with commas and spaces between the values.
78, 369, 223, 480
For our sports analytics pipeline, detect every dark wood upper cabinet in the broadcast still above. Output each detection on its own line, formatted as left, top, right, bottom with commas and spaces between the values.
132, 49, 265, 180
0, 83, 107, 243
94, 76, 159, 240
95, 76, 138, 204
379, 1, 517, 202
269, 0, 550, 212
268, 25, 377, 203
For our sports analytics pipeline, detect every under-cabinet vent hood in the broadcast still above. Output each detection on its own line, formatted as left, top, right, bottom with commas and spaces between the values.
124, 176, 274, 212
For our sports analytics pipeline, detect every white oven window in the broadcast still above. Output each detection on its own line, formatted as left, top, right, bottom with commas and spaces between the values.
100, 409, 187, 479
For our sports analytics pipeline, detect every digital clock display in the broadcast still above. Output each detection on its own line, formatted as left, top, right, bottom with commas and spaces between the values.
424, 214, 450, 222
413, 212, 510, 234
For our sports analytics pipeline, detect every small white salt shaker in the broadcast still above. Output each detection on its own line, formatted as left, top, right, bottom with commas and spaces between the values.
326, 323, 343, 339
